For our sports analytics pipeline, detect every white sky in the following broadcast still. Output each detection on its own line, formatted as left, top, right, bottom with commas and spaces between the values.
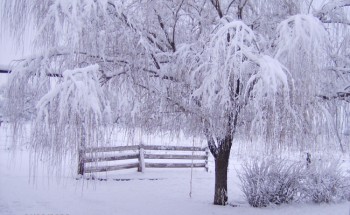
0, 33, 12, 86
0, 32, 26, 87
0, 31, 35, 87
0, 31, 33, 66
0, 0, 34, 66
0, 0, 34, 86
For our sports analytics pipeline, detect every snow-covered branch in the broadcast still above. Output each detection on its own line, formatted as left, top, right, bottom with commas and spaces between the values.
315, 0, 350, 25
31, 64, 111, 169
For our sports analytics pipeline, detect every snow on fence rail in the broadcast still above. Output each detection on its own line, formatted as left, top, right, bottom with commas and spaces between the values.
0, 65, 10, 74
78, 145, 209, 174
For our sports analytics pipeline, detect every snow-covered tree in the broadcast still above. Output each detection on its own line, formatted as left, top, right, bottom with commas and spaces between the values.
1, 0, 349, 205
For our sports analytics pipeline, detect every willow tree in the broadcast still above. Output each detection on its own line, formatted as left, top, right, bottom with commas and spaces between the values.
2, 0, 349, 206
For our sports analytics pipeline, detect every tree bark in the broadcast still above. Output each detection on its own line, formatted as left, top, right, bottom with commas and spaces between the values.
77, 149, 85, 175
213, 134, 232, 205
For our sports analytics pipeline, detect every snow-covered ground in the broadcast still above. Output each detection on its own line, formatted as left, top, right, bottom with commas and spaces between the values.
0, 124, 349, 215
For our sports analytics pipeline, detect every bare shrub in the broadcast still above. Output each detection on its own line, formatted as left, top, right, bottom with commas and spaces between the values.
301, 161, 350, 203
238, 159, 303, 207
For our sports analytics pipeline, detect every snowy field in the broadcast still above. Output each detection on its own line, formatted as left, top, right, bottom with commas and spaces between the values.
0, 124, 349, 215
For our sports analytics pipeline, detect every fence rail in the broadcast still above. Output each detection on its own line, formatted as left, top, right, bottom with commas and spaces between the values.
145, 163, 206, 168
78, 144, 209, 175
83, 154, 139, 163
85, 163, 139, 173
84, 145, 139, 153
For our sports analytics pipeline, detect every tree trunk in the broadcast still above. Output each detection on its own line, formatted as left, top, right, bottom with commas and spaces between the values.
213, 135, 232, 205
78, 123, 86, 175
77, 149, 85, 175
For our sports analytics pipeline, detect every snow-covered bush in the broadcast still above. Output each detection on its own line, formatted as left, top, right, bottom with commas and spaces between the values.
301, 161, 350, 203
238, 159, 303, 207
239, 158, 350, 207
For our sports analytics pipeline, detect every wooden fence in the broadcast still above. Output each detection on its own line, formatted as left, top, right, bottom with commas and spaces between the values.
78, 145, 209, 175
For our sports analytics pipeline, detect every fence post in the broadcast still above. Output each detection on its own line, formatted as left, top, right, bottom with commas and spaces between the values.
205, 147, 209, 172
138, 145, 145, 172
78, 149, 85, 175
306, 152, 311, 168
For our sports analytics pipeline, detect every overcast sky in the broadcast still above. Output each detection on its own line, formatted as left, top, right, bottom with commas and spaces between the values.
0, 0, 13, 66
0, 33, 23, 86
0, 0, 34, 66
0, 34, 16, 66
0, 32, 12, 86
0, 31, 33, 66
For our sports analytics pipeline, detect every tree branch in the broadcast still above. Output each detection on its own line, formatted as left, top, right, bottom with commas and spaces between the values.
237, 0, 248, 20
210, 0, 223, 18
315, 0, 350, 25
226, 0, 237, 14
317, 92, 350, 102
203, 125, 218, 159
